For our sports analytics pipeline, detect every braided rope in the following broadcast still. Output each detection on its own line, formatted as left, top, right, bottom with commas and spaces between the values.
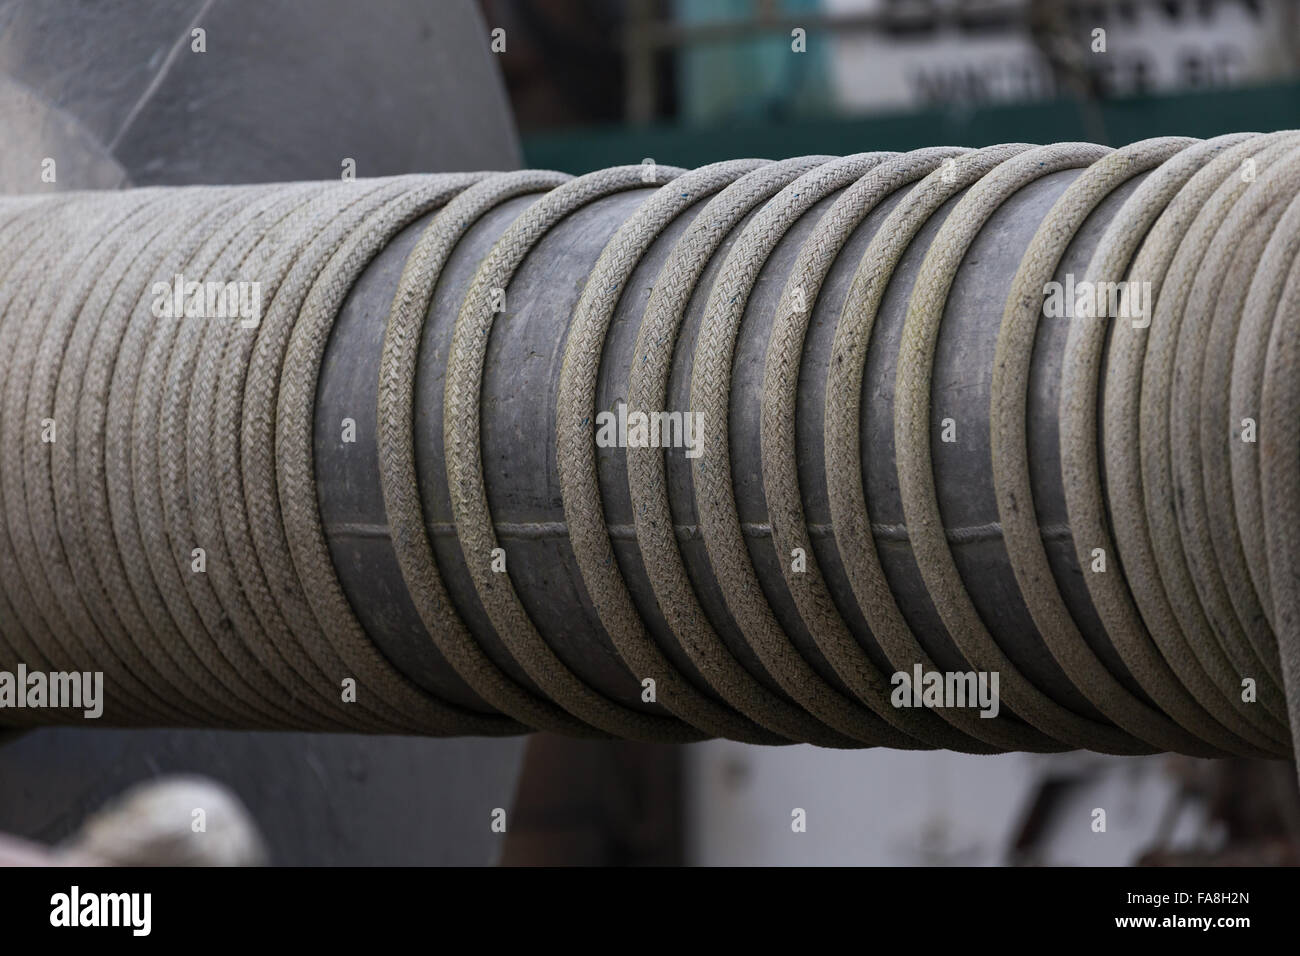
1261, 231, 1300, 775
185, 184, 373, 730
824, 144, 1066, 753
1233, 190, 1300, 622
0, 141, 1294, 764
991, 137, 1219, 757
378, 171, 570, 734
626, 156, 864, 748
1171, 149, 1300, 698
691, 152, 929, 748
1059, 133, 1270, 758
5, 192, 167, 724
217, 181, 408, 731
443, 165, 708, 741
1136, 134, 1300, 736
0, 198, 71, 676
555, 159, 784, 744
1104, 132, 1297, 754
277, 177, 524, 736
161, 184, 347, 729
896, 142, 1154, 755
762, 147, 998, 754
0, 196, 76, 725
134, 188, 302, 728
74, 191, 275, 723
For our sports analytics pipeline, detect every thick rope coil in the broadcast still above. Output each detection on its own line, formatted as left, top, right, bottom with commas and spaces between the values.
992, 137, 1219, 758
555, 159, 784, 745
761, 146, 996, 753
625, 155, 862, 748
1059, 133, 1275, 758
0, 139, 1296, 774
691, 151, 923, 749
1104, 133, 1297, 755
379, 170, 568, 735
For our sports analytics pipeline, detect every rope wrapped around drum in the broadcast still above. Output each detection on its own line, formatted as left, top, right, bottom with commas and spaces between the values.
2, 135, 1299, 767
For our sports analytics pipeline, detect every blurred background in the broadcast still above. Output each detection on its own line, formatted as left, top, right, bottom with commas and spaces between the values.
2, 0, 1299, 867
487, 0, 1300, 867
493, 0, 1300, 166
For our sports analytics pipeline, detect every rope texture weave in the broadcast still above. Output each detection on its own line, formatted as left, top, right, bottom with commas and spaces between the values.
1, 140, 1297, 766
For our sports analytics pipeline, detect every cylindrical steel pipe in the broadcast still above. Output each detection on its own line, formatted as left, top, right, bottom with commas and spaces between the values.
1, 139, 1297, 764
